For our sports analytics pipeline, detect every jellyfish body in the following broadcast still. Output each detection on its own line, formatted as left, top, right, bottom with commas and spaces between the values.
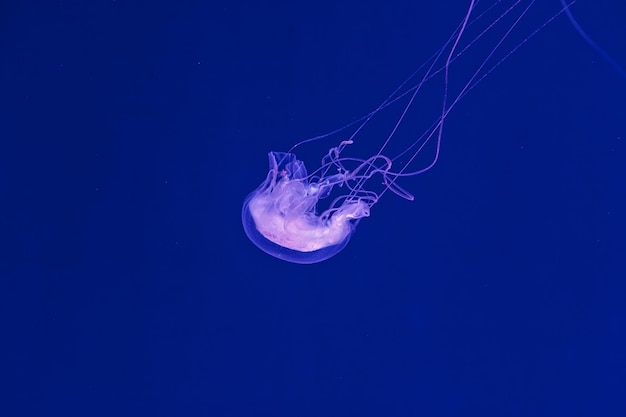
242, 0, 614, 264
242, 152, 370, 264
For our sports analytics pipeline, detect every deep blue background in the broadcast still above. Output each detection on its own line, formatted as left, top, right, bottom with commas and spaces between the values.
2, 1, 625, 416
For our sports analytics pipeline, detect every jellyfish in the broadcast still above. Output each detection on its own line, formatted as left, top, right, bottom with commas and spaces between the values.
242, 0, 623, 264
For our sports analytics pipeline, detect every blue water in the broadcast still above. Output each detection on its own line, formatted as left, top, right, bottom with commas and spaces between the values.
2, 1, 625, 416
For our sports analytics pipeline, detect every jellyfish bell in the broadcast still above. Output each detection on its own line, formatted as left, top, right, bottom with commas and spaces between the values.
242, 151, 371, 264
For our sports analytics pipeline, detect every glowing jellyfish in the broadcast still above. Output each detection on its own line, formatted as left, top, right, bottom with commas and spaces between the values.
242, 0, 622, 264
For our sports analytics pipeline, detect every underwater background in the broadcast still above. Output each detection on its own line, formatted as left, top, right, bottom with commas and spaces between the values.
2, 1, 625, 416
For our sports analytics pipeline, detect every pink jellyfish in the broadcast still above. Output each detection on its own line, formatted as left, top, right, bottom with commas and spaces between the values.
242, 0, 622, 264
